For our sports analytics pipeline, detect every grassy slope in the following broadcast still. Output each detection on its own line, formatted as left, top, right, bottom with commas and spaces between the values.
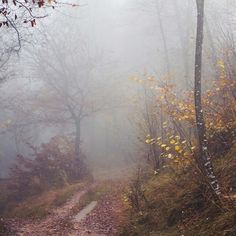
1, 182, 85, 220
122, 147, 236, 236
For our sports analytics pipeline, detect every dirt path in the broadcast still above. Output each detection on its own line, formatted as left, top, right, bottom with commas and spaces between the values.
69, 193, 124, 236
4, 184, 124, 236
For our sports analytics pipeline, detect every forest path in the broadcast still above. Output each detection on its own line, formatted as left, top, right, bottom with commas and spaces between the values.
5, 182, 125, 236
69, 189, 124, 236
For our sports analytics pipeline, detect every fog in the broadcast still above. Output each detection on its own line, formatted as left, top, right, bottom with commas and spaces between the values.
0, 0, 235, 177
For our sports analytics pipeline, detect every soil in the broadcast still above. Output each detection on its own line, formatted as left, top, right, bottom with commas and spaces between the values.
4, 184, 125, 236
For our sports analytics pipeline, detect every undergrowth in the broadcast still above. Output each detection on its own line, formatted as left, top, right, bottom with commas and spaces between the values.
121, 146, 236, 236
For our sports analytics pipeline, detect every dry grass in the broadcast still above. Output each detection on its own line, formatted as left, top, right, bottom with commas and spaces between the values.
121, 147, 236, 236
5, 182, 85, 219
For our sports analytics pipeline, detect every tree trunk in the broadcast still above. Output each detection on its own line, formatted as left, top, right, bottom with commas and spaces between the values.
173, 0, 190, 88
205, 17, 220, 80
194, 0, 220, 196
156, 0, 170, 76
75, 119, 81, 159
144, 87, 161, 169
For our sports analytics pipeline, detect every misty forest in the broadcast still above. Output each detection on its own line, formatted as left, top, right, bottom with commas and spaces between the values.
0, 0, 236, 235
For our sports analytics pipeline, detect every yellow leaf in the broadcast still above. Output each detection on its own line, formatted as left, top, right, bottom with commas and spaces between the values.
145, 139, 151, 144
170, 139, 175, 144
175, 146, 180, 152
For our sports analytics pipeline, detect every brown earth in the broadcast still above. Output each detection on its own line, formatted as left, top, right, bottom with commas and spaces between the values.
4, 183, 125, 236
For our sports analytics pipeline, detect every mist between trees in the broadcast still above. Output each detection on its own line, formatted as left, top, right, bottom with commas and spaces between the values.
0, 1, 236, 235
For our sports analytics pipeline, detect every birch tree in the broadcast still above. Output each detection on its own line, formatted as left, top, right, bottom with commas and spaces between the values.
194, 0, 220, 196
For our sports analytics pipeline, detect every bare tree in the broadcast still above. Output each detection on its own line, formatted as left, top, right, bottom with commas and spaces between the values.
173, 1, 193, 87
155, 0, 170, 76
26, 30, 106, 165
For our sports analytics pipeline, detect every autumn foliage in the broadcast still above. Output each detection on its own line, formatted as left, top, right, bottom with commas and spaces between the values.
131, 65, 236, 170
8, 136, 89, 200
0, 0, 78, 29
124, 64, 236, 235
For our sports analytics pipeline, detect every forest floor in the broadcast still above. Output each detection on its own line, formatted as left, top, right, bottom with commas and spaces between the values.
4, 181, 126, 236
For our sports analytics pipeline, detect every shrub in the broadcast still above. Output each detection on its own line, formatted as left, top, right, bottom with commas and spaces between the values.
8, 136, 89, 200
